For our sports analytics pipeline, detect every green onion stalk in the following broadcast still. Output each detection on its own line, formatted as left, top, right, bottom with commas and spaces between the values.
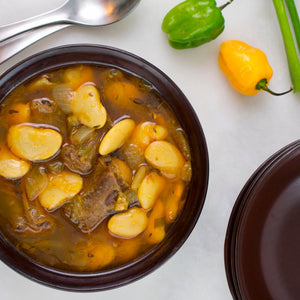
272, 0, 300, 93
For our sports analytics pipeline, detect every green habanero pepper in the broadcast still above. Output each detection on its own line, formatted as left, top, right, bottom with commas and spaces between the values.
162, 0, 233, 49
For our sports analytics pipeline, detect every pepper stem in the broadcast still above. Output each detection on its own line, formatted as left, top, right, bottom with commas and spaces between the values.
256, 78, 293, 96
219, 0, 234, 11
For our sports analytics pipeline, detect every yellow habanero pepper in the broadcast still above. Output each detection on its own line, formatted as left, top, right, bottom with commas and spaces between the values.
218, 40, 292, 96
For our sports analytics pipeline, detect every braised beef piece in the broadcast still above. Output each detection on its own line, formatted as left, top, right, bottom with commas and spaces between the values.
30, 98, 67, 140
63, 157, 134, 233
4, 180, 54, 233
21, 198, 53, 233
61, 132, 100, 174
62, 117, 113, 175
31, 98, 56, 114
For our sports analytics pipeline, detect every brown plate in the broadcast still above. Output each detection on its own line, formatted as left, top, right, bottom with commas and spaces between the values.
225, 140, 300, 299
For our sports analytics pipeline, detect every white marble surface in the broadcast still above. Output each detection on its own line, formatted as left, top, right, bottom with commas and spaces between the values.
0, 0, 299, 299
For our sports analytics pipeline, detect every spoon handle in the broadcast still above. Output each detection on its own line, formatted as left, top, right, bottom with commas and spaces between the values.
0, 24, 69, 65
0, 4, 67, 43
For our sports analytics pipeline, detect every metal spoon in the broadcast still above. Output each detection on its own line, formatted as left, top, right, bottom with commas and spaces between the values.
0, 0, 141, 43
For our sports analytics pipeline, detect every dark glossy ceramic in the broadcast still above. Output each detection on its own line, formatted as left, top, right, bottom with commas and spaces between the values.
225, 140, 300, 300
0, 45, 209, 291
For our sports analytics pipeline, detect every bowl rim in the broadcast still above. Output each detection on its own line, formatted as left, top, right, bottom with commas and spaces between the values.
0, 44, 209, 291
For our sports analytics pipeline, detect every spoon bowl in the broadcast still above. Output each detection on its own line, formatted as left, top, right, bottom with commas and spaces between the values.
0, 0, 141, 43
62, 0, 141, 25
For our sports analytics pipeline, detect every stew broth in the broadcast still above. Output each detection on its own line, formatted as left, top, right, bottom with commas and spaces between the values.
0, 65, 192, 272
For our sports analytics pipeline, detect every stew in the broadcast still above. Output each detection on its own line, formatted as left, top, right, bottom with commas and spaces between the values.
0, 64, 192, 272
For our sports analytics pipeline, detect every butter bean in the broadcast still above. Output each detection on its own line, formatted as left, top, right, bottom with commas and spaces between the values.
102, 81, 140, 110
7, 124, 62, 161
152, 124, 168, 141
99, 118, 135, 155
72, 84, 107, 128
108, 207, 148, 238
84, 241, 115, 271
68, 240, 115, 271
165, 180, 185, 223
29, 76, 53, 91
131, 165, 149, 191
64, 65, 95, 90
138, 171, 166, 210
0, 145, 30, 179
114, 237, 141, 263
4, 103, 31, 125
144, 141, 185, 179
39, 171, 83, 210
132, 122, 168, 149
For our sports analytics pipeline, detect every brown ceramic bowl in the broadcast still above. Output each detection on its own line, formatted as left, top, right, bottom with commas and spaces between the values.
225, 140, 300, 299
0, 45, 209, 291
